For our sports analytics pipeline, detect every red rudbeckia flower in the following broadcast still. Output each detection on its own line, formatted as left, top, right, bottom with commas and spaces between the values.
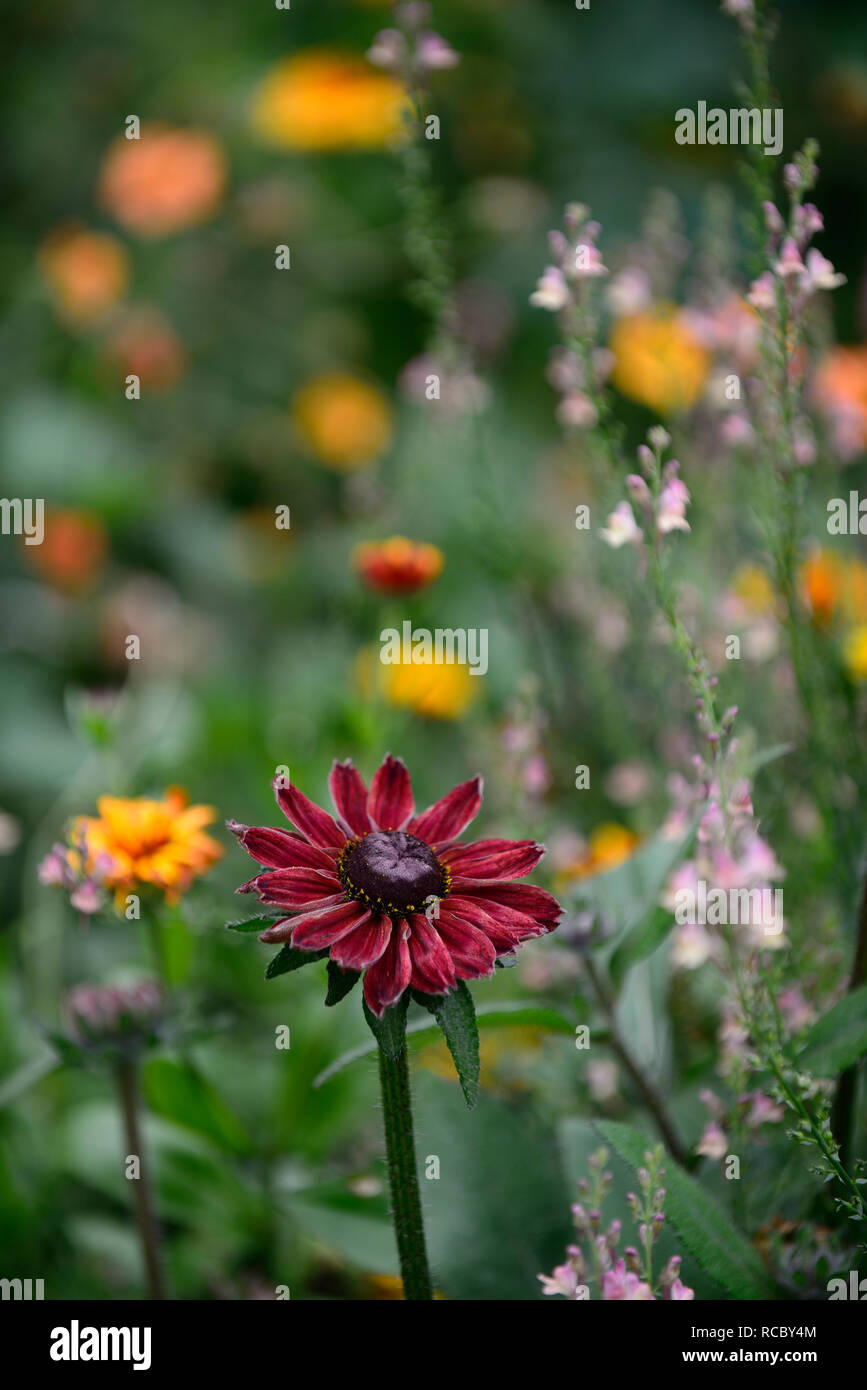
229, 755, 561, 1016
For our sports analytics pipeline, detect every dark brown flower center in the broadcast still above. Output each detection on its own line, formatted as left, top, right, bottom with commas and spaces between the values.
337, 830, 449, 917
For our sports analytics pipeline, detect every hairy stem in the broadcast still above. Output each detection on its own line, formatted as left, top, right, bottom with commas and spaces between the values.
377, 1039, 434, 1300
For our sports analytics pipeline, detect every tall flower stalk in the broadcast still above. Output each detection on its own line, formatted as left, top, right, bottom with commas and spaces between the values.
532, 198, 866, 1227
228, 755, 561, 1298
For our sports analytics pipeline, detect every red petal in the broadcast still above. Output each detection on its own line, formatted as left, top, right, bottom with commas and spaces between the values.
407, 914, 456, 995
228, 822, 337, 871
447, 897, 555, 956
329, 760, 372, 837
251, 867, 343, 908
408, 775, 483, 844
455, 881, 562, 926
434, 911, 497, 979
330, 914, 391, 971
284, 900, 369, 950
274, 778, 347, 850
368, 754, 415, 830
444, 839, 545, 880
446, 898, 539, 951
363, 922, 412, 1016
254, 917, 294, 943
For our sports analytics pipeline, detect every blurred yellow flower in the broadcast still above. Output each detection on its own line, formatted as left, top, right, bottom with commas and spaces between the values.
293, 372, 392, 469
251, 52, 408, 152
38, 227, 128, 323
610, 306, 709, 414
417, 1027, 544, 1094
557, 822, 641, 886
356, 647, 479, 720
72, 788, 223, 905
732, 563, 776, 616
844, 626, 867, 681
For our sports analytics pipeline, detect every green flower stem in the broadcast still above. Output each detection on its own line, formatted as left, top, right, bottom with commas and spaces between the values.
116, 1057, 166, 1300
377, 1037, 434, 1300
583, 954, 689, 1168
831, 861, 867, 1166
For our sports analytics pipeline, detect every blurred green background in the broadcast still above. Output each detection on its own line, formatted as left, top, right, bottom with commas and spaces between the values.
2, 0, 867, 1300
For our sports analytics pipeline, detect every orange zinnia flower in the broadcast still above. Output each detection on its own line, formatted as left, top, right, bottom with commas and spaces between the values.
99, 126, 226, 238
353, 537, 443, 595
72, 788, 223, 905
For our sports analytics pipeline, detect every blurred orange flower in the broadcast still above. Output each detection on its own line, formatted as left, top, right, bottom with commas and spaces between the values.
610, 306, 710, 414
24, 508, 108, 594
293, 372, 392, 470
556, 822, 641, 886
106, 306, 186, 391
72, 788, 223, 905
99, 126, 226, 237
251, 52, 407, 151
814, 345, 867, 450
801, 549, 845, 626
38, 227, 128, 323
353, 537, 443, 595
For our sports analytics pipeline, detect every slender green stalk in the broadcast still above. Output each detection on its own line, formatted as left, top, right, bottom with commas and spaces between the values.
116, 1057, 166, 1300
377, 1038, 433, 1300
583, 954, 689, 1167
831, 859, 867, 1165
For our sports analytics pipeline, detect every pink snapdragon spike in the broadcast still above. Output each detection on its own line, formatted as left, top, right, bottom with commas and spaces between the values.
229, 755, 561, 1017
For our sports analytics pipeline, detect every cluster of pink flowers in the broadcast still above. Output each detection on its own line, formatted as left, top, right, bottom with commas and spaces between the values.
748, 197, 844, 320
600, 427, 690, 553
539, 1146, 694, 1301
696, 1086, 783, 1162
530, 205, 611, 431
39, 833, 107, 916
66, 978, 164, 1047
367, 3, 460, 77
662, 744, 786, 970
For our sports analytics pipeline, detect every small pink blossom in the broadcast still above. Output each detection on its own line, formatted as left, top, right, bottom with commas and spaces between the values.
600, 500, 642, 549
530, 266, 570, 311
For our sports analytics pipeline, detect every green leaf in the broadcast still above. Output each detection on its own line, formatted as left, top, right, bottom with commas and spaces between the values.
363, 993, 409, 1059
265, 945, 327, 980
610, 905, 677, 990
798, 983, 867, 1077
566, 823, 695, 945
0, 1048, 63, 1108
314, 1001, 574, 1088
142, 1058, 252, 1155
415, 1073, 571, 1299
744, 742, 795, 777
597, 1119, 776, 1299
325, 960, 360, 1007
423, 982, 480, 1110
226, 913, 285, 933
